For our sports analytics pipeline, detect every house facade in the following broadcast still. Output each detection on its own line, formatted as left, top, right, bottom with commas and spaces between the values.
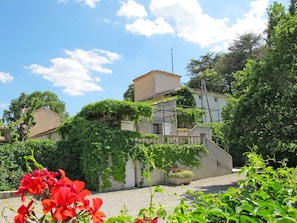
193, 90, 227, 123
0, 108, 62, 142
0, 126, 12, 143
133, 70, 227, 135
138, 99, 177, 135
28, 108, 62, 140
108, 70, 233, 191
133, 70, 181, 102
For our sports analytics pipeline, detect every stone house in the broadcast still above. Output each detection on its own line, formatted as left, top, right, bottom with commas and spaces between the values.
107, 70, 233, 190
133, 70, 227, 136
0, 126, 12, 143
133, 70, 181, 102
193, 90, 227, 123
27, 108, 62, 140
0, 108, 62, 142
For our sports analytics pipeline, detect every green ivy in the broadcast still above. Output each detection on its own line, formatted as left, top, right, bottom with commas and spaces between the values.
133, 143, 207, 184
59, 116, 140, 190
0, 99, 209, 192
77, 99, 153, 128
176, 107, 205, 128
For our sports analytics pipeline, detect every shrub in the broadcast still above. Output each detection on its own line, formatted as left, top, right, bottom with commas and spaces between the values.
167, 170, 194, 178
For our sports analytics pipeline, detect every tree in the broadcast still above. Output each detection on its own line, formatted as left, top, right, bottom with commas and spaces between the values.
186, 52, 220, 77
2, 91, 67, 141
216, 33, 266, 93
123, 84, 134, 101
176, 87, 196, 108
186, 52, 226, 93
186, 33, 265, 94
223, 2, 297, 166
3, 91, 67, 123
187, 69, 226, 93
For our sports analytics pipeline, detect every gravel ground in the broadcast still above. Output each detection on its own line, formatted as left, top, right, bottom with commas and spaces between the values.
0, 172, 245, 222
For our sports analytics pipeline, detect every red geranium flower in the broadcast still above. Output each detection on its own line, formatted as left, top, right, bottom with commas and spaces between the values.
71, 180, 91, 201
15, 168, 59, 201
14, 200, 34, 223
88, 198, 106, 223
14, 166, 106, 223
134, 215, 158, 223
43, 186, 77, 221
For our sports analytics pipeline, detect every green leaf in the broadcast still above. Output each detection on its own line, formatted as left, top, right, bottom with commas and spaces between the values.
239, 215, 259, 223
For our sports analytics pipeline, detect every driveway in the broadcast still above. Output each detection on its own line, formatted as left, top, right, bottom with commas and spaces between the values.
0, 171, 245, 222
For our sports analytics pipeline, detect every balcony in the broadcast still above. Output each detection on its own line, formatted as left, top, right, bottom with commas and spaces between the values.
135, 135, 201, 145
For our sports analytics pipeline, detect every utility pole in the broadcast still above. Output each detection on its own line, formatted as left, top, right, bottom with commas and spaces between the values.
170, 47, 174, 74
201, 79, 213, 123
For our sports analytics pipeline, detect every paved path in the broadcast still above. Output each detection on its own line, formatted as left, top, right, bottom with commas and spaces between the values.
0, 172, 245, 222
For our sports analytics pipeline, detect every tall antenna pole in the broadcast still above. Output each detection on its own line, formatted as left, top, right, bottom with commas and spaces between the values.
170, 47, 174, 74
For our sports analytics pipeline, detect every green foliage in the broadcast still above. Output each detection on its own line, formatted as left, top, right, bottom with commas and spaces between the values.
0, 140, 59, 191
59, 116, 140, 190
176, 107, 204, 129
186, 33, 265, 94
2, 91, 67, 123
223, 2, 297, 166
103, 150, 297, 222
137, 144, 207, 171
171, 151, 297, 222
59, 115, 207, 191
208, 122, 227, 150
77, 99, 153, 128
0, 99, 207, 192
215, 33, 265, 92
187, 69, 227, 93
123, 83, 135, 102
186, 52, 219, 77
175, 87, 196, 107
167, 170, 194, 178
2, 91, 67, 142
0, 143, 25, 191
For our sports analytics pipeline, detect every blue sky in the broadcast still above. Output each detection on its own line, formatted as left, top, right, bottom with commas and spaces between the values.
0, 0, 289, 116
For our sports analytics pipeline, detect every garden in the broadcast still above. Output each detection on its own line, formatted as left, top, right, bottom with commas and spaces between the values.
2, 149, 297, 222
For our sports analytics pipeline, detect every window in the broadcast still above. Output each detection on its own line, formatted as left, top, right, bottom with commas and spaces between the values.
153, 124, 161, 134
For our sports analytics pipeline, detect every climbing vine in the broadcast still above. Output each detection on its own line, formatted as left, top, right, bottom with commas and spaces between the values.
0, 99, 209, 191
175, 107, 205, 129
77, 99, 153, 128
59, 116, 140, 190
138, 143, 207, 170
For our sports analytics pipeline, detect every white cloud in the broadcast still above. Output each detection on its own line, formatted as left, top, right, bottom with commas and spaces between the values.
58, 0, 100, 8
126, 17, 174, 37
119, 0, 270, 49
117, 0, 148, 18
117, 0, 174, 36
26, 49, 121, 96
80, 0, 100, 8
0, 72, 13, 83
229, 0, 269, 36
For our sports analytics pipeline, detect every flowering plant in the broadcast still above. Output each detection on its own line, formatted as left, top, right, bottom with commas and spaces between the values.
168, 167, 194, 178
14, 167, 106, 223
172, 167, 182, 173
11, 165, 158, 223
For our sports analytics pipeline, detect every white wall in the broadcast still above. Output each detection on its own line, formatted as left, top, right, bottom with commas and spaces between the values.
134, 138, 233, 187
193, 91, 226, 123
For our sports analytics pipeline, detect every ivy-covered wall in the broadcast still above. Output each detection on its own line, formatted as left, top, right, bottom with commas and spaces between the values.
0, 100, 208, 191
0, 130, 207, 191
